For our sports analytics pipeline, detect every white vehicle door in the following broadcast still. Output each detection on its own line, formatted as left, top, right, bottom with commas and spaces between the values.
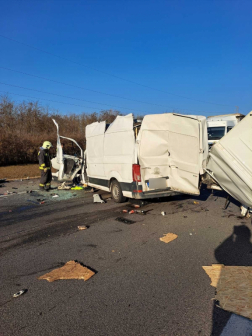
138, 113, 203, 195
51, 119, 84, 182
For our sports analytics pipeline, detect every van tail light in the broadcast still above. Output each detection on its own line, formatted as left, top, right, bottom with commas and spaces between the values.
132, 164, 141, 182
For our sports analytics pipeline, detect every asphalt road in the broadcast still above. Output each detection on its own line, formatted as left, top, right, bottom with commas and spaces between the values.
0, 179, 252, 336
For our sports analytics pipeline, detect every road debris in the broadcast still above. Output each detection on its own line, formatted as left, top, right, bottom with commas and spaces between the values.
77, 225, 87, 230
58, 182, 71, 190
129, 210, 135, 214
159, 233, 178, 243
13, 289, 27, 298
116, 217, 135, 225
122, 210, 128, 213
240, 205, 251, 218
193, 201, 199, 204
93, 194, 105, 203
135, 210, 147, 215
38, 260, 95, 282
52, 194, 59, 198
203, 264, 252, 320
202, 264, 223, 287
71, 186, 84, 190
161, 211, 166, 216
40, 201, 45, 204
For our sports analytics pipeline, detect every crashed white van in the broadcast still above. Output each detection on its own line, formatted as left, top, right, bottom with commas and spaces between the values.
52, 113, 208, 202
52, 112, 252, 210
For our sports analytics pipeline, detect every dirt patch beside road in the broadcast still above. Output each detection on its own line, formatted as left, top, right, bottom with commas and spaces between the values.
0, 164, 40, 179
0, 164, 58, 180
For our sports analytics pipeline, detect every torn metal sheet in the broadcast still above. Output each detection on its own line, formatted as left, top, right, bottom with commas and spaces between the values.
38, 260, 95, 282
159, 233, 178, 243
206, 112, 252, 208
203, 264, 252, 320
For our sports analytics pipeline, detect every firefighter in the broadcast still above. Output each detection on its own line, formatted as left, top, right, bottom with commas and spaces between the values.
38, 141, 53, 190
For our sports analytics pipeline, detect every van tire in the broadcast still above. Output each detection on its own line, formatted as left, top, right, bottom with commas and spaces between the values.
111, 180, 126, 203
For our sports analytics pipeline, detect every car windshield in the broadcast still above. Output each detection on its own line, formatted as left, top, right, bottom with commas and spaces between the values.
207, 126, 225, 140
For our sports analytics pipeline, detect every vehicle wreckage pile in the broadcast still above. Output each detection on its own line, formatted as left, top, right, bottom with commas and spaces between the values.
51, 111, 252, 217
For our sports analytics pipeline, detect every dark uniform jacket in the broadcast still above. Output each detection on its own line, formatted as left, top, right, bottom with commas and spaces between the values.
38, 147, 51, 171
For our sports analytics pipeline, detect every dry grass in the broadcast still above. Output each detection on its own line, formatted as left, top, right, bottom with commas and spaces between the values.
0, 95, 122, 166
0, 164, 40, 179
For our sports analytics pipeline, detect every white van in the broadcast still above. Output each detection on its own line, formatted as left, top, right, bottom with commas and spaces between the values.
207, 114, 244, 150
52, 113, 208, 202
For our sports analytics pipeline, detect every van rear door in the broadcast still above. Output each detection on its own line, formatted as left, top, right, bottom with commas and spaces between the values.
138, 114, 204, 195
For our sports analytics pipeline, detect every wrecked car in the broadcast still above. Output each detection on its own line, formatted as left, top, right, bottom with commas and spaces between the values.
51, 112, 252, 210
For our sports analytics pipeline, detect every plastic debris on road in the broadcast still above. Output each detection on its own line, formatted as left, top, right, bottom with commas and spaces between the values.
52, 194, 59, 198
13, 289, 27, 298
129, 210, 135, 214
159, 233, 178, 243
93, 194, 105, 203
193, 201, 199, 204
38, 260, 95, 282
203, 264, 252, 320
71, 186, 84, 190
77, 225, 87, 230
161, 211, 166, 216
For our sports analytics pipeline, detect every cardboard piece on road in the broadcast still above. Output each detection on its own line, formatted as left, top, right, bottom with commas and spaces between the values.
159, 233, 178, 243
202, 264, 224, 287
77, 225, 87, 230
38, 261, 95, 282
203, 264, 252, 320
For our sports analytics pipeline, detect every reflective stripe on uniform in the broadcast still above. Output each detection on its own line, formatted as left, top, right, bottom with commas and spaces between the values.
45, 183, 51, 186
39, 184, 45, 187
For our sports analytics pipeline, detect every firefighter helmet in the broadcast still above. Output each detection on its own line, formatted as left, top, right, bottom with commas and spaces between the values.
43, 141, 53, 149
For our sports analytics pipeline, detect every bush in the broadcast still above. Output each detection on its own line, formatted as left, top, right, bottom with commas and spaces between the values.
0, 95, 121, 166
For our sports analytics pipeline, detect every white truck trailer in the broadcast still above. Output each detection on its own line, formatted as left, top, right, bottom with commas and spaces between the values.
51, 112, 252, 212
207, 113, 245, 150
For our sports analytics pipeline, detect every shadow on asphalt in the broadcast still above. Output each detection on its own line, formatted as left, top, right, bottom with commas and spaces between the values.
211, 225, 252, 335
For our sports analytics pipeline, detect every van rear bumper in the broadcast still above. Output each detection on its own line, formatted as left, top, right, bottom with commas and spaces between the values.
132, 189, 181, 199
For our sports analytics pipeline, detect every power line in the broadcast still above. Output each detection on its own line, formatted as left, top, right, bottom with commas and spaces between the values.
0, 90, 121, 112
0, 66, 166, 109
0, 34, 233, 107
0, 82, 148, 114
0, 66, 217, 114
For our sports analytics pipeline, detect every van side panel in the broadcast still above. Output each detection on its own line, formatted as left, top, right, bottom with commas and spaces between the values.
103, 114, 135, 183
86, 121, 106, 178
86, 114, 135, 192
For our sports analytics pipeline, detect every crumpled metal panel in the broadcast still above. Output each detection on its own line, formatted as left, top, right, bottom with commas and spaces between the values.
207, 112, 252, 207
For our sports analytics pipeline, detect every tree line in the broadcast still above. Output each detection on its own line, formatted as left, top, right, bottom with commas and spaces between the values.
0, 95, 122, 166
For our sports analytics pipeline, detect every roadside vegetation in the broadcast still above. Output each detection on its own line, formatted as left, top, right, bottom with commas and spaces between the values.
0, 95, 121, 166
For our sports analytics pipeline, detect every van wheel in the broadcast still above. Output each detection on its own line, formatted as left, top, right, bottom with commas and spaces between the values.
111, 180, 126, 203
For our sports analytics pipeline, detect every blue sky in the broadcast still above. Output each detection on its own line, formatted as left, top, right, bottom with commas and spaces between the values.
0, 0, 251, 117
